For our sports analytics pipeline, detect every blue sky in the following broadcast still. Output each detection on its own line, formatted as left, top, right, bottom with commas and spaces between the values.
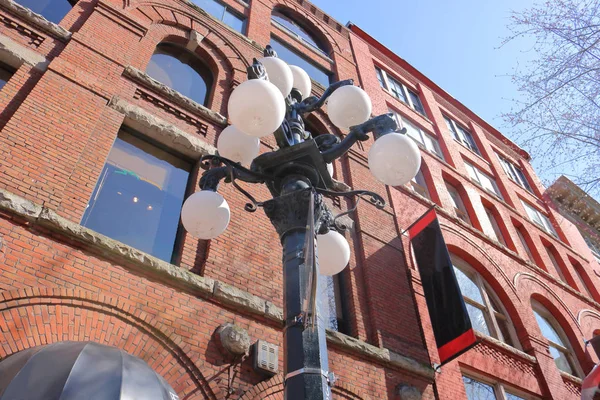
311, 0, 546, 175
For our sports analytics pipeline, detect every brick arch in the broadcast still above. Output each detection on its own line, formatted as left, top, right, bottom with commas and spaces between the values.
578, 309, 600, 339
132, 2, 250, 75
0, 287, 220, 400
271, 1, 342, 54
239, 374, 371, 399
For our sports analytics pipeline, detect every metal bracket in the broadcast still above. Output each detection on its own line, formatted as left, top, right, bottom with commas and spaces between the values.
285, 367, 329, 382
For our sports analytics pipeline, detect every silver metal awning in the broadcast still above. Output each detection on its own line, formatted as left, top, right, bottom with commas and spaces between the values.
0, 341, 179, 400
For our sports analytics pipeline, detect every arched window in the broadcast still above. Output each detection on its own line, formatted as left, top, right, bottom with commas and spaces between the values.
532, 302, 582, 376
453, 256, 519, 348
271, 10, 328, 55
15, 0, 76, 24
146, 43, 213, 106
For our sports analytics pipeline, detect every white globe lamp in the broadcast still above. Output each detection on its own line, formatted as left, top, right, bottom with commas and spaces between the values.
259, 56, 293, 97
217, 125, 260, 166
368, 133, 421, 186
289, 65, 312, 100
181, 191, 230, 240
327, 85, 372, 130
317, 230, 351, 276
228, 79, 285, 138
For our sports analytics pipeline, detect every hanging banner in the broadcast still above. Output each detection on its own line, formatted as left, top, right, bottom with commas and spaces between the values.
408, 207, 477, 366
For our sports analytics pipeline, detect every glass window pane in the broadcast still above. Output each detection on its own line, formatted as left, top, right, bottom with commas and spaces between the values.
465, 163, 479, 183
147, 43, 212, 106
445, 116, 459, 140
388, 77, 407, 102
271, 12, 325, 53
533, 311, 564, 346
462, 376, 497, 400
192, 0, 225, 20
0, 64, 14, 91
497, 318, 514, 346
376, 68, 386, 89
15, 0, 73, 24
453, 266, 484, 303
466, 303, 490, 336
549, 346, 574, 375
505, 393, 526, 400
408, 89, 426, 116
401, 118, 424, 145
82, 131, 191, 262
269, 38, 331, 88
223, 10, 245, 33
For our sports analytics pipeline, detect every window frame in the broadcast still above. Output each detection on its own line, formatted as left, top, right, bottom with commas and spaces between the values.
583, 234, 600, 263
462, 373, 538, 400
484, 206, 506, 246
496, 153, 533, 193
464, 162, 503, 199
446, 183, 471, 224
0, 61, 16, 92
375, 67, 427, 116
521, 200, 558, 238
271, 10, 328, 56
571, 261, 593, 298
269, 37, 331, 88
390, 110, 444, 159
516, 227, 535, 263
532, 303, 582, 378
445, 115, 481, 155
545, 246, 568, 284
192, 0, 247, 33
453, 257, 520, 349
409, 168, 430, 199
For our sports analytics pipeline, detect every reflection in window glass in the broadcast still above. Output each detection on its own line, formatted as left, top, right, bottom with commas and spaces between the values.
454, 267, 484, 303
505, 393, 526, 400
191, 0, 246, 33
271, 11, 326, 54
533, 309, 577, 375
146, 43, 213, 106
15, 0, 75, 24
269, 38, 331, 87
82, 130, 190, 262
465, 303, 490, 336
462, 376, 496, 400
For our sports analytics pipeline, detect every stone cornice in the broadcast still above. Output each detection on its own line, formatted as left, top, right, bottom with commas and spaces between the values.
0, 32, 48, 71
0, 0, 71, 41
0, 187, 434, 380
547, 175, 600, 233
123, 66, 228, 127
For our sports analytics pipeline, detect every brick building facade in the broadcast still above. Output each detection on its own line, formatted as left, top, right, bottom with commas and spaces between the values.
0, 0, 598, 399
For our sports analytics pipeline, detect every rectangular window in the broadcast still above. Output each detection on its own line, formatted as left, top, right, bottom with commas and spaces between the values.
516, 227, 535, 263
496, 154, 533, 192
0, 62, 15, 91
82, 129, 191, 262
376, 66, 426, 116
390, 110, 444, 159
464, 162, 503, 199
546, 247, 567, 283
270, 38, 331, 88
445, 116, 481, 155
484, 207, 506, 246
319, 274, 346, 333
521, 200, 558, 237
192, 0, 246, 33
409, 169, 429, 199
463, 376, 530, 400
446, 183, 470, 224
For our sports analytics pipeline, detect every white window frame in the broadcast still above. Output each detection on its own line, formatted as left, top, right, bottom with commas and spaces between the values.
484, 207, 506, 246
462, 373, 538, 400
390, 110, 444, 159
464, 162, 503, 199
376, 67, 426, 116
521, 200, 558, 237
496, 153, 533, 192
445, 115, 481, 155
453, 257, 520, 349
409, 169, 429, 199
532, 302, 583, 378
446, 183, 471, 225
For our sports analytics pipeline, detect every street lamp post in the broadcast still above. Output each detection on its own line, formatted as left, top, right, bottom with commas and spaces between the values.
180, 46, 422, 400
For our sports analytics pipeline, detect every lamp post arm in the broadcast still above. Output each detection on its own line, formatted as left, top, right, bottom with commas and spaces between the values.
294, 79, 354, 115
320, 113, 400, 163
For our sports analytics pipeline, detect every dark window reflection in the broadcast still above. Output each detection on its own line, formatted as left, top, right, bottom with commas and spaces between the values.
269, 38, 331, 88
146, 43, 214, 106
271, 11, 327, 55
82, 130, 191, 262
191, 0, 246, 33
15, 0, 75, 24
0, 63, 15, 91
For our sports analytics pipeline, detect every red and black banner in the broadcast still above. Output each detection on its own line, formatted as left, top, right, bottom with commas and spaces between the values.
408, 207, 477, 366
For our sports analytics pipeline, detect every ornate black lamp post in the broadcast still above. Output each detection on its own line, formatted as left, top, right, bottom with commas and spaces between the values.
181, 47, 421, 400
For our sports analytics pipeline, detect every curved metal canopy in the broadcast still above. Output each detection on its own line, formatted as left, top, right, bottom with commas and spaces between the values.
0, 341, 179, 400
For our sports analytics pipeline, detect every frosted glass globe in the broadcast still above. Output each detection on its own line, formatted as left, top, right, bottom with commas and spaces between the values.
217, 125, 260, 166
289, 65, 312, 100
228, 79, 285, 137
368, 133, 421, 186
259, 56, 293, 97
317, 230, 351, 276
181, 191, 230, 240
327, 85, 372, 130
326, 163, 334, 177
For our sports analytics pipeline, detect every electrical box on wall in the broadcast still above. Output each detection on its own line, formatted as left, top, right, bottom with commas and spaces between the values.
253, 340, 278, 376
